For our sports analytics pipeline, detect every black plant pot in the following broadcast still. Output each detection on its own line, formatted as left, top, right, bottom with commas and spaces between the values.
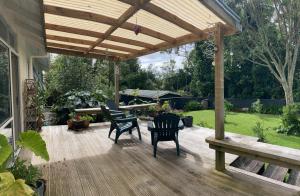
182, 116, 193, 127
33, 179, 46, 196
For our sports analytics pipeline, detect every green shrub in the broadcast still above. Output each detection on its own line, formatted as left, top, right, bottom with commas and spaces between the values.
261, 105, 283, 115
161, 101, 171, 112
184, 101, 201, 111
252, 122, 268, 142
53, 90, 107, 124
224, 100, 234, 112
251, 99, 263, 113
8, 158, 41, 187
277, 104, 300, 135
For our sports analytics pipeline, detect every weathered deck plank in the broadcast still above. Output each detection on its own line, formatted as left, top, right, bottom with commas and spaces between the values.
28, 122, 300, 196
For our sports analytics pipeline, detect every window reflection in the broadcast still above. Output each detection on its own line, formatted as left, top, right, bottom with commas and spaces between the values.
0, 41, 11, 125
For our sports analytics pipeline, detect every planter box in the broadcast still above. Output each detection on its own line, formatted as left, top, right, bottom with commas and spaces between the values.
32, 179, 46, 196
67, 119, 90, 130
182, 116, 193, 127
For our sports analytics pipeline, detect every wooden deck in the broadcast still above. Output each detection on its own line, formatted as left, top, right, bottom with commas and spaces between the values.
26, 122, 300, 196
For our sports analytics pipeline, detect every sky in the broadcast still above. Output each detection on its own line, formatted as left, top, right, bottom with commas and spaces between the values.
138, 43, 194, 71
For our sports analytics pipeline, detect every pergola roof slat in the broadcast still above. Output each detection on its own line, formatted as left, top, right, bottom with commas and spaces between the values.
86, 0, 151, 53
46, 34, 140, 53
120, 0, 204, 37
43, 0, 241, 60
45, 23, 154, 49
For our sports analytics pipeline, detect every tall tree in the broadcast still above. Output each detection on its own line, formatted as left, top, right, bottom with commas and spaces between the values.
242, 0, 300, 104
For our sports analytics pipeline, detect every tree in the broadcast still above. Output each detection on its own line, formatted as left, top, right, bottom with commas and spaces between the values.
242, 0, 300, 104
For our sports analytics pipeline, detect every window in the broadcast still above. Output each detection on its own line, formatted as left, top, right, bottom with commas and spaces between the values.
0, 41, 11, 125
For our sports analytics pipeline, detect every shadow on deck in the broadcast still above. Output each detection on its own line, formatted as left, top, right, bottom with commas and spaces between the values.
23, 122, 300, 196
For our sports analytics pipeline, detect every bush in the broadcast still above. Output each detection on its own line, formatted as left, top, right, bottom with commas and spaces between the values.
261, 105, 283, 115
161, 101, 171, 112
224, 100, 234, 112
184, 101, 202, 112
252, 122, 268, 142
8, 158, 41, 187
251, 99, 263, 113
53, 90, 107, 124
277, 104, 300, 135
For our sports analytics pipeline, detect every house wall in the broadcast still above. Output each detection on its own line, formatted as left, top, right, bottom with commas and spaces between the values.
0, 0, 46, 131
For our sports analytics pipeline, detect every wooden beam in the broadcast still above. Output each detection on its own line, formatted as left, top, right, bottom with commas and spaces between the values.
86, 0, 151, 53
214, 23, 225, 172
44, 5, 175, 43
46, 42, 128, 58
45, 23, 155, 49
119, 0, 204, 37
46, 47, 118, 61
114, 63, 120, 107
46, 34, 140, 53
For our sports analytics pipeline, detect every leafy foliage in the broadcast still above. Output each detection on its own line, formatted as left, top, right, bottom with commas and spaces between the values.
184, 101, 202, 112
224, 100, 234, 112
17, 131, 49, 161
251, 99, 263, 113
252, 122, 268, 142
0, 135, 12, 169
277, 104, 300, 135
53, 90, 106, 124
0, 172, 34, 196
8, 158, 41, 187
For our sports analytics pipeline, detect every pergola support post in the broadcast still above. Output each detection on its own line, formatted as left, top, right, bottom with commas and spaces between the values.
114, 62, 120, 107
214, 23, 225, 171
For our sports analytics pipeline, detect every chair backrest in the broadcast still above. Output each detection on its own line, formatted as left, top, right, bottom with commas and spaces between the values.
106, 100, 118, 111
100, 105, 113, 121
153, 113, 180, 137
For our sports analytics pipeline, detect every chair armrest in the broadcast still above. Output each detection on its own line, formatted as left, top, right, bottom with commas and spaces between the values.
111, 113, 125, 118
110, 109, 123, 114
147, 121, 154, 131
115, 117, 137, 123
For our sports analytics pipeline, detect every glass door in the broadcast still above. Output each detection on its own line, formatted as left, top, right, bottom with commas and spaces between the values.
0, 40, 13, 146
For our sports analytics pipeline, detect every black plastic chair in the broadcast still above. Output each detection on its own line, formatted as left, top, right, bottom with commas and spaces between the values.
101, 105, 141, 143
106, 100, 120, 112
152, 113, 180, 157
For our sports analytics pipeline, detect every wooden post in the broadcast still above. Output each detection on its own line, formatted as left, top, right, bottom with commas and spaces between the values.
114, 62, 120, 107
214, 23, 225, 171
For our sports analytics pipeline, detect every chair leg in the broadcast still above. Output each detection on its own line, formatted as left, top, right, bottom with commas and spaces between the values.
115, 132, 120, 144
153, 140, 158, 158
136, 124, 142, 140
175, 137, 180, 156
108, 124, 114, 138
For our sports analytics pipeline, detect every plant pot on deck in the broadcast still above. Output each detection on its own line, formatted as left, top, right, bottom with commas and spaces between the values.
182, 116, 193, 127
67, 119, 90, 130
31, 179, 46, 196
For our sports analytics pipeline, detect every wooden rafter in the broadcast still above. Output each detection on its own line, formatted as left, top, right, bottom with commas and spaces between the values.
119, 0, 204, 37
47, 42, 129, 58
44, 5, 176, 43
45, 23, 155, 49
47, 47, 118, 61
46, 34, 140, 53
86, 0, 151, 53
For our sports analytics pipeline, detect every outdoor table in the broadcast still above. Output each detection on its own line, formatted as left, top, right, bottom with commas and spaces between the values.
147, 120, 184, 145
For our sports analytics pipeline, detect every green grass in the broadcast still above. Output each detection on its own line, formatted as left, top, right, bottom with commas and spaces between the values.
183, 110, 300, 149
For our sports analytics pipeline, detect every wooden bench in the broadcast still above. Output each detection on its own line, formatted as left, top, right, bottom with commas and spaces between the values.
206, 136, 300, 171
75, 103, 158, 116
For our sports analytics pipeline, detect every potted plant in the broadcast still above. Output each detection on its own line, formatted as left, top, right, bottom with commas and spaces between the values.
8, 158, 45, 195
0, 130, 49, 195
67, 113, 94, 130
183, 116, 193, 127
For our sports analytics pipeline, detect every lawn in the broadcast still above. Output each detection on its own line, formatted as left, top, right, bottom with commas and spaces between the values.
183, 110, 300, 149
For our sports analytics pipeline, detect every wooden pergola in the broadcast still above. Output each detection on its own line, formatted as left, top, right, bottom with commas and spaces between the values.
41, 0, 241, 171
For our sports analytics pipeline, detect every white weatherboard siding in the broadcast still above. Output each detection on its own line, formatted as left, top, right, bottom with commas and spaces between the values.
0, 0, 46, 132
